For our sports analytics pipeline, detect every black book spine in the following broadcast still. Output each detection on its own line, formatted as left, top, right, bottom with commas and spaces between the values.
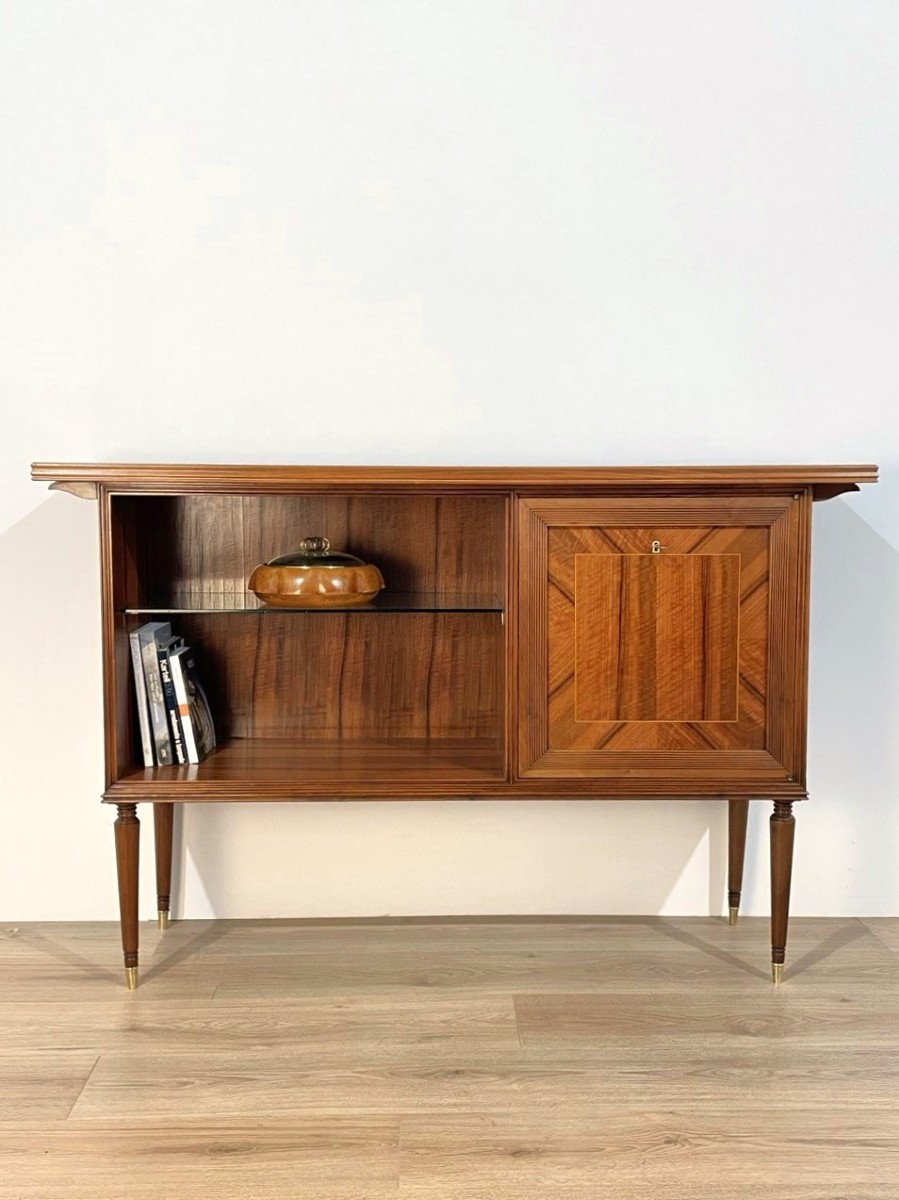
141, 631, 172, 766
158, 646, 187, 766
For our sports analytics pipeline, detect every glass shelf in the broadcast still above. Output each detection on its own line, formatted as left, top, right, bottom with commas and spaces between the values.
121, 591, 503, 615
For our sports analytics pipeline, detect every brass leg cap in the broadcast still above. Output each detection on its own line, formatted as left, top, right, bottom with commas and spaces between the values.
125, 966, 139, 991
772, 962, 784, 985
158, 910, 170, 931
728, 906, 739, 926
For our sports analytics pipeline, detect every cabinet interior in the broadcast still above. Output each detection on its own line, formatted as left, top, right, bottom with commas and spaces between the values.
111, 493, 509, 785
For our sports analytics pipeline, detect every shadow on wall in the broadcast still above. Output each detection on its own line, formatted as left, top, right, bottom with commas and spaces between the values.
796, 493, 899, 913
176, 797, 724, 921
728, 495, 899, 917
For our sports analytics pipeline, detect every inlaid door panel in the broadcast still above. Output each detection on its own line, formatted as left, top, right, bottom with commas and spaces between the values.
518, 496, 811, 790
573, 550, 741, 722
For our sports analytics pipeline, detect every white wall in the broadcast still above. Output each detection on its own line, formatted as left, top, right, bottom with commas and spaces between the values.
1, 1, 897, 921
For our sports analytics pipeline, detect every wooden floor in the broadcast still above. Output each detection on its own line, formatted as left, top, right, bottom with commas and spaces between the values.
2, 916, 898, 1199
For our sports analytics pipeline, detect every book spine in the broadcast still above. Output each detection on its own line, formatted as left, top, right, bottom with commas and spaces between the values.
141, 636, 173, 766
170, 653, 198, 763
190, 673, 217, 761
158, 647, 187, 766
129, 631, 154, 767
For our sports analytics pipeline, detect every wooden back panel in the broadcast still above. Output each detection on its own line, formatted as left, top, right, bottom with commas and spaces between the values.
178, 612, 502, 742
112, 494, 506, 607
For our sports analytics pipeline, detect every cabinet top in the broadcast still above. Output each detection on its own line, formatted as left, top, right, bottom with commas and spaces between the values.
32, 462, 877, 500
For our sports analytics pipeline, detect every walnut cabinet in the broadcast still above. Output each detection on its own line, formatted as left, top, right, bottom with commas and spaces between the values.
32, 463, 877, 988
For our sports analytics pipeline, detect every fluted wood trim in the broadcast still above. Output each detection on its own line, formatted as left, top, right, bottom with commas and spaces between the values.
765, 493, 812, 785
103, 778, 811, 801
32, 462, 878, 498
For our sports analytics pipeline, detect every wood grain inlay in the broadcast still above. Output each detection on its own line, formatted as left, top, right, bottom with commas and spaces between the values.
545, 526, 767, 756
519, 499, 787, 780
574, 554, 740, 723
547, 528, 763, 748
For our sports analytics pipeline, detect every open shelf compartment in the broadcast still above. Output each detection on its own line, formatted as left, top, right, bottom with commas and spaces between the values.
109, 492, 509, 790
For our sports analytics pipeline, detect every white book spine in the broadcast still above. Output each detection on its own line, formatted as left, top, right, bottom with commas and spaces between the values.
170, 651, 198, 763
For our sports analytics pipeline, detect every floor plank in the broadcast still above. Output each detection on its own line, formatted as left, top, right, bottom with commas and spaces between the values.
514, 988, 899, 1044
0, 993, 517, 1057
0, 1120, 399, 1200
397, 1110, 899, 1199
67, 1043, 899, 1119
0, 1052, 99, 1122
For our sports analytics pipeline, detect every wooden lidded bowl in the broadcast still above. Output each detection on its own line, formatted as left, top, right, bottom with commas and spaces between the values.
248, 537, 384, 608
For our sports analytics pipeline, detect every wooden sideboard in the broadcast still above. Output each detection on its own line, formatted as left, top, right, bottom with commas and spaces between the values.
32, 462, 878, 989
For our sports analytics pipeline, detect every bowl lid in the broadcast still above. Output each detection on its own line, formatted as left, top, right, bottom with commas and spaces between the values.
267, 537, 366, 568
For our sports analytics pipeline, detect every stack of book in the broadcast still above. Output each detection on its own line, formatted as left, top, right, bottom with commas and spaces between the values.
129, 622, 216, 767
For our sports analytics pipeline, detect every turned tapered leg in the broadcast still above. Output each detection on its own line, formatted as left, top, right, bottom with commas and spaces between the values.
114, 804, 140, 990
153, 803, 174, 930
727, 798, 750, 925
770, 800, 796, 984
